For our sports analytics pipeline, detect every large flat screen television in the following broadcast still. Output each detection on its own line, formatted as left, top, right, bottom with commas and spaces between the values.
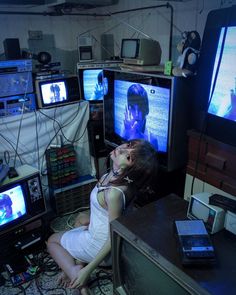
35, 76, 80, 109
194, 5, 236, 147
103, 69, 191, 171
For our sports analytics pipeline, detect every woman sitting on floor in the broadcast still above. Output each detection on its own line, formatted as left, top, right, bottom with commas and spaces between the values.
47, 139, 159, 293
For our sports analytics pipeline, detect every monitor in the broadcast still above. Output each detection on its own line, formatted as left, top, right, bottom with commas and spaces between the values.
111, 218, 208, 295
103, 68, 191, 171
0, 167, 46, 238
121, 38, 162, 66
193, 5, 236, 147
35, 76, 80, 109
78, 68, 106, 102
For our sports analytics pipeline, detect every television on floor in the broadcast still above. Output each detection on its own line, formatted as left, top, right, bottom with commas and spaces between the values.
103, 68, 191, 171
194, 5, 236, 147
0, 167, 46, 238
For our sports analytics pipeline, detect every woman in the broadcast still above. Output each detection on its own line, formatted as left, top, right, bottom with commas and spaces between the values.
47, 139, 158, 293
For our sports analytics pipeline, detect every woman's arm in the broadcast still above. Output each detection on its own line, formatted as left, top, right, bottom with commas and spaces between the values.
70, 187, 124, 289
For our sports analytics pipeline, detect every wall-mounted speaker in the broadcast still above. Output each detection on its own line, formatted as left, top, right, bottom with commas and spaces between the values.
3, 38, 21, 60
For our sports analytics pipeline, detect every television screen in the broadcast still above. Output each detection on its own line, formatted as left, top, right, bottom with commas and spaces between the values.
121, 39, 138, 58
41, 81, 67, 105
104, 69, 190, 171
0, 184, 26, 227
208, 26, 236, 122
113, 79, 170, 152
82, 69, 108, 101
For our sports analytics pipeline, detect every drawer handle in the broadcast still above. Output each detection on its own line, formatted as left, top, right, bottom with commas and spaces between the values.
205, 152, 226, 170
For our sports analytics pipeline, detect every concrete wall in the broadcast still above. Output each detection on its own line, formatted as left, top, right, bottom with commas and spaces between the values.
0, 0, 235, 72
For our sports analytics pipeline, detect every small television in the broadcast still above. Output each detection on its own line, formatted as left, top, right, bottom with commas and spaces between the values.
103, 68, 191, 171
187, 192, 225, 234
121, 38, 162, 66
194, 5, 236, 147
35, 75, 80, 109
77, 61, 121, 120
0, 165, 46, 239
78, 68, 105, 102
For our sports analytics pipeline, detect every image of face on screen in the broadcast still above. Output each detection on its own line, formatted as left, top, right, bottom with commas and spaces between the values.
0, 186, 26, 226
114, 80, 170, 152
50, 83, 65, 103
83, 69, 108, 101
208, 27, 236, 121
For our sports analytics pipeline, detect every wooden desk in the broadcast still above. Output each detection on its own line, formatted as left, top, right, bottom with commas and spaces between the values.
111, 194, 236, 295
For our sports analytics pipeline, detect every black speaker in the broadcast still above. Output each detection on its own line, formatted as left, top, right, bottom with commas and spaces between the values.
88, 120, 107, 158
3, 38, 21, 59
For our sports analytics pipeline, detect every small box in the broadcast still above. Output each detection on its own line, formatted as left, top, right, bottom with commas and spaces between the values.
224, 211, 236, 235
187, 192, 226, 234
50, 175, 97, 215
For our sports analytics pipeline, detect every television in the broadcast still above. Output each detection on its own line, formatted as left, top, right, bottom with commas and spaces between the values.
194, 5, 236, 147
121, 38, 162, 66
111, 216, 208, 295
77, 61, 121, 120
103, 68, 191, 171
0, 165, 46, 239
78, 68, 106, 102
35, 75, 80, 109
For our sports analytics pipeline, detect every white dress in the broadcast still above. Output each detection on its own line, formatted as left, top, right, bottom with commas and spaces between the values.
60, 183, 126, 263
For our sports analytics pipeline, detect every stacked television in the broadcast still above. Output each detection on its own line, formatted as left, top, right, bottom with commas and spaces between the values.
103, 68, 191, 171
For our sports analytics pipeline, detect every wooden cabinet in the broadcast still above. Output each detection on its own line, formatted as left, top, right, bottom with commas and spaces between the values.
184, 130, 236, 199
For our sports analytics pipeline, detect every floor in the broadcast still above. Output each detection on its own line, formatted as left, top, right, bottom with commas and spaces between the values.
0, 212, 113, 295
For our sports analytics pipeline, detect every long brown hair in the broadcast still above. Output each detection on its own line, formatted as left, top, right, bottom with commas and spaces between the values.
109, 139, 158, 194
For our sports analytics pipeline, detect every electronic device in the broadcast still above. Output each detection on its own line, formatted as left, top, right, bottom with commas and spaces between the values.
35, 75, 80, 109
4, 254, 40, 286
193, 5, 236, 147
103, 68, 191, 171
111, 218, 208, 295
209, 193, 236, 213
174, 219, 216, 265
224, 210, 236, 235
0, 59, 36, 116
187, 192, 226, 234
77, 61, 121, 103
121, 38, 162, 66
0, 165, 46, 238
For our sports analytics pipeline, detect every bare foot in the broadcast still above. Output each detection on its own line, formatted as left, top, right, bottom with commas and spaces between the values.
57, 271, 70, 288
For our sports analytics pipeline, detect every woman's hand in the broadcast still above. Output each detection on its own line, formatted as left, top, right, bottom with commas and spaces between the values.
69, 265, 91, 289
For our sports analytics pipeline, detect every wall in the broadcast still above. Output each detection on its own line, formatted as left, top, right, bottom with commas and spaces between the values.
0, 0, 236, 72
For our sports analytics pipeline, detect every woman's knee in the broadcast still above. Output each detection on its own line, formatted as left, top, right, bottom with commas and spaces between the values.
47, 232, 64, 244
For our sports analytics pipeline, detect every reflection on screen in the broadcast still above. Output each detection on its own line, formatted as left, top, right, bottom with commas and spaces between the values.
114, 80, 170, 152
120, 239, 190, 295
83, 69, 107, 101
41, 81, 67, 105
191, 199, 210, 223
0, 185, 26, 227
208, 26, 236, 122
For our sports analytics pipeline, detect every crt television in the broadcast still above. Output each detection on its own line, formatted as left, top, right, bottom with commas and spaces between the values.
111, 217, 209, 295
0, 165, 46, 239
121, 38, 162, 66
194, 5, 236, 147
103, 68, 191, 171
35, 75, 80, 109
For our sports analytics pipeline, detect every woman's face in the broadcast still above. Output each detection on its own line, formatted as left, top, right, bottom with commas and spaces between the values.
110, 143, 134, 170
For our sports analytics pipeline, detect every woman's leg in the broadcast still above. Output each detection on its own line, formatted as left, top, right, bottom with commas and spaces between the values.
47, 232, 85, 283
